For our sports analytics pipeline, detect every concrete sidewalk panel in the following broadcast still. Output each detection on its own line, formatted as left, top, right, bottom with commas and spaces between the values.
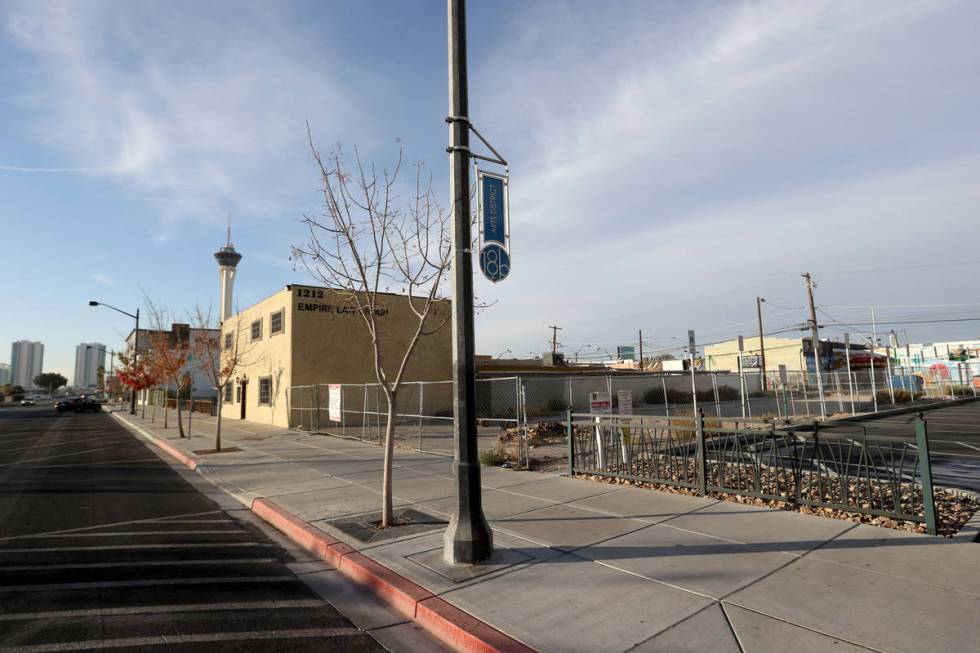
569, 487, 717, 524
442, 553, 712, 653
418, 489, 554, 521
500, 477, 617, 503
575, 523, 796, 599
358, 530, 561, 595
723, 603, 870, 653
477, 468, 543, 489
665, 500, 853, 555
256, 475, 354, 498
340, 466, 432, 485
809, 523, 980, 596
726, 557, 980, 653
629, 604, 740, 653
374, 476, 456, 504
398, 460, 454, 478
273, 484, 406, 522
495, 503, 649, 550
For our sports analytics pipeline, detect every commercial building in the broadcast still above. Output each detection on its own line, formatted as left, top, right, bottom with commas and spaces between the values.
10, 340, 44, 388
219, 285, 452, 427
704, 336, 879, 374
73, 343, 106, 389
126, 324, 220, 402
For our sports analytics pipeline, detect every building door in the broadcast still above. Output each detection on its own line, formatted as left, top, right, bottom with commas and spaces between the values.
240, 381, 247, 420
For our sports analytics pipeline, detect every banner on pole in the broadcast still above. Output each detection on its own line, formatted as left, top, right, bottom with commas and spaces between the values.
477, 168, 510, 283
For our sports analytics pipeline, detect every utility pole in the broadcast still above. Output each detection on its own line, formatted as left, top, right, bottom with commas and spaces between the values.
756, 297, 767, 389
444, 0, 492, 565
638, 329, 644, 371
802, 273, 827, 417
549, 325, 562, 355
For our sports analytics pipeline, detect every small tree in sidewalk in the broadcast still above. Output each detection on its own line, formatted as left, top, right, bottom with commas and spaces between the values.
144, 298, 192, 437
116, 352, 155, 413
291, 137, 451, 528
189, 305, 255, 452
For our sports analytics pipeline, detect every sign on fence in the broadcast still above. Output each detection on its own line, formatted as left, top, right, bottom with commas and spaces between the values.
328, 384, 341, 422
617, 390, 633, 416
741, 354, 762, 368
589, 391, 611, 414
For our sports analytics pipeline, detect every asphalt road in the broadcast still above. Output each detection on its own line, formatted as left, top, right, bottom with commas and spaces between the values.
820, 400, 980, 492
0, 406, 406, 652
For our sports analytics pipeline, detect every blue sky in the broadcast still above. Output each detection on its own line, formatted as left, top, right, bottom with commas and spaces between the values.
2, 0, 980, 381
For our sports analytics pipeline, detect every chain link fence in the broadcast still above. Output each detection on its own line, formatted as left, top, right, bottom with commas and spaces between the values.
288, 369, 978, 470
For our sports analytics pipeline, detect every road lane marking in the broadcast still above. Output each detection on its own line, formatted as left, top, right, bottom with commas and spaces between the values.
0, 599, 326, 621
0, 542, 274, 553
0, 558, 277, 572
0, 627, 359, 652
0, 510, 224, 542
1, 575, 296, 592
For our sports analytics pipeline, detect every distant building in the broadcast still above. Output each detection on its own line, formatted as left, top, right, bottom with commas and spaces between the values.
74, 343, 106, 389
10, 341, 43, 388
0, 363, 9, 386
126, 324, 220, 401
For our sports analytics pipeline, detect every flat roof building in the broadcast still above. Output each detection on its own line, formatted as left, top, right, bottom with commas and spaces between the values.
219, 285, 452, 428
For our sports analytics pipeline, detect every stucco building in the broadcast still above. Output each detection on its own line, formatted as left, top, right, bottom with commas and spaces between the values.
219, 285, 452, 428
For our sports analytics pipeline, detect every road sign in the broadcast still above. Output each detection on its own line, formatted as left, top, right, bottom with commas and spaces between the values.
477, 169, 510, 283
617, 346, 635, 361
328, 384, 341, 422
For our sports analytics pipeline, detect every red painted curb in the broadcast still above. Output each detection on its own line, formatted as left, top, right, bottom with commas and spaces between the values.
153, 437, 198, 471
251, 499, 537, 653
417, 597, 538, 653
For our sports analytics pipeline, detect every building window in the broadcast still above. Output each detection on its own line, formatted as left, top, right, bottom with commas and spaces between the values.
270, 310, 284, 335
235, 385, 241, 403
223, 333, 233, 350
258, 377, 271, 405
223, 384, 233, 403
250, 319, 262, 342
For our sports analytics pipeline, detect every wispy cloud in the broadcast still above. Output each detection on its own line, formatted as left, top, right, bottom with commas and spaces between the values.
0, 165, 117, 173
90, 273, 113, 287
2, 1, 368, 233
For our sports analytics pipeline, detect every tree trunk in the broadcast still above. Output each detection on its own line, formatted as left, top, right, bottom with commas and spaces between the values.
141, 389, 146, 419
215, 395, 223, 452
164, 390, 169, 429
381, 389, 397, 527
151, 389, 157, 423
175, 388, 185, 437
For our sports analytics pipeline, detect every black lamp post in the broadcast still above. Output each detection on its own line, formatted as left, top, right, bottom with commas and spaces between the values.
89, 301, 140, 415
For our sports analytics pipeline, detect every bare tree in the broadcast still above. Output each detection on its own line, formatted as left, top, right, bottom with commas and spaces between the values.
189, 305, 255, 452
292, 136, 451, 527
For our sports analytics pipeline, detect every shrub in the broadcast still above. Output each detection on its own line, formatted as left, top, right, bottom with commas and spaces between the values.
479, 444, 508, 467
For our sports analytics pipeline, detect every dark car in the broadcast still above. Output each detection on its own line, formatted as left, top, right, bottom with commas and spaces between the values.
56, 397, 101, 413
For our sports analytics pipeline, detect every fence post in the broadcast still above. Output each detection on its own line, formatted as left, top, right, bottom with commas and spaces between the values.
418, 382, 424, 451
566, 409, 574, 477
313, 385, 320, 435
914, 416, 938, 536
696, 409, 707, 495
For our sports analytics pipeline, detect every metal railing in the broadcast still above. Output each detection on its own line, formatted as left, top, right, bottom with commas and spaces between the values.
567, 411, 939, 533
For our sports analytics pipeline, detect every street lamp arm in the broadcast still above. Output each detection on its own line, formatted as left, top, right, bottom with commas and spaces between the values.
88, 301, 138, 321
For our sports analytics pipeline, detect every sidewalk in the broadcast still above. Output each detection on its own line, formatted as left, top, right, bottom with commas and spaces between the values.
112, 409, 980, 653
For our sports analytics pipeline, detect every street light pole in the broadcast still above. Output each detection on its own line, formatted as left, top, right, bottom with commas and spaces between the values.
89, 301, 139, 416
443, 0, 492, 565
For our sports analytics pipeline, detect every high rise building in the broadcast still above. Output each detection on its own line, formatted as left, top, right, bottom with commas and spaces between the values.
0, 363, 9, 386
74, 343, 106, 389
10, 341, 44, 388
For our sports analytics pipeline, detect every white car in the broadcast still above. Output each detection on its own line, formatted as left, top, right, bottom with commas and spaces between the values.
20, 398, 36, 406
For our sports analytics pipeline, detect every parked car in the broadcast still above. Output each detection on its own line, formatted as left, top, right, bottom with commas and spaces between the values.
20, 398, 36, 406
55, 397, 102, 413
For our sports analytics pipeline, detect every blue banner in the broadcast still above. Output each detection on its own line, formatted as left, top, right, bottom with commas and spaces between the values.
481, 174, 506, 244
